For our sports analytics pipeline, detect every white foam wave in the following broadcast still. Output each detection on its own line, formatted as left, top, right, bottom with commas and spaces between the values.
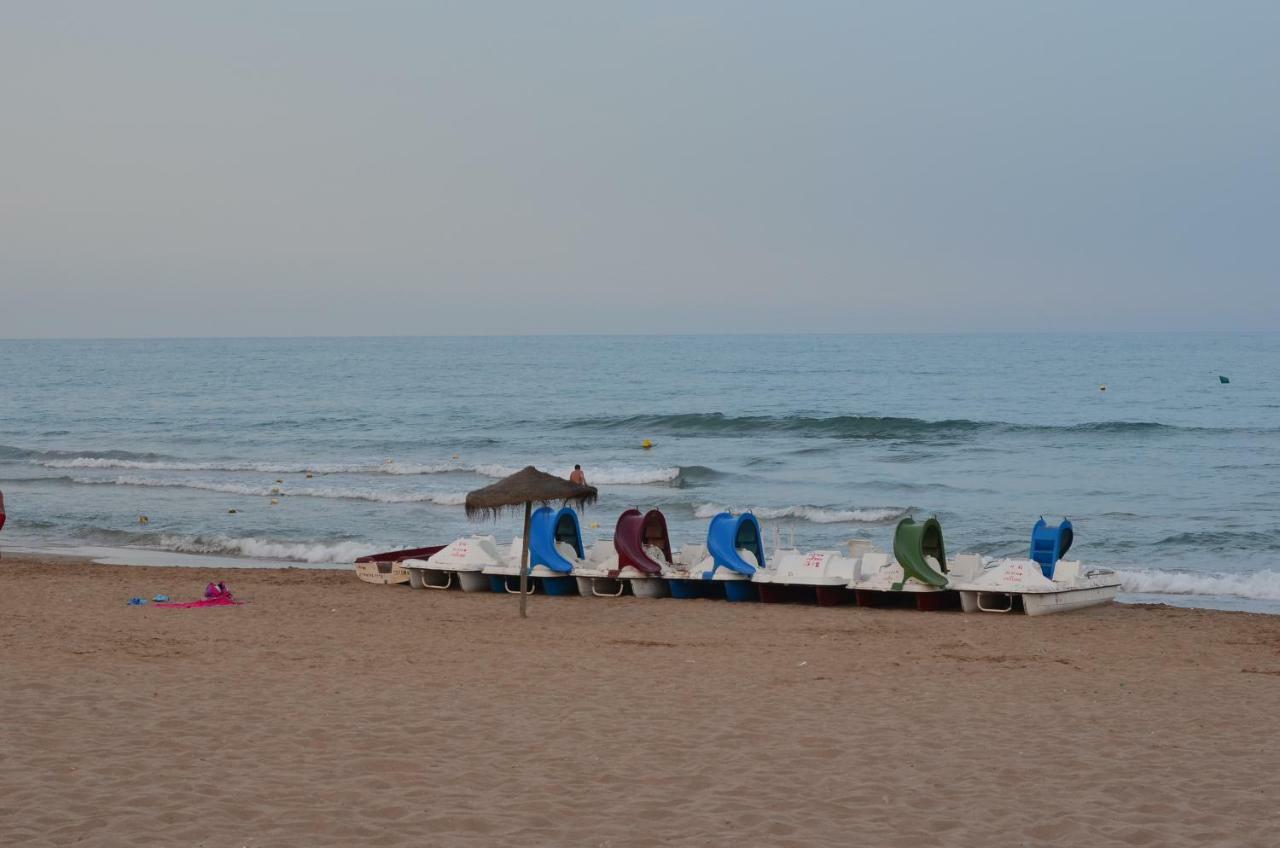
48, 456, 680, 484
471, 463, 680, 485
694, 503, 909, 524
419, 491, 468, 506
74, 476, 467, 505
45, 457, 463, 475
1118, 568, 1280, 602
157, 534, 385, 564
586, 466, 682, 485
471, 463, 521, 479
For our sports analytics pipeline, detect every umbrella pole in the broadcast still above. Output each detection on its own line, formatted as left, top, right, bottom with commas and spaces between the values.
519, 501, 531, 618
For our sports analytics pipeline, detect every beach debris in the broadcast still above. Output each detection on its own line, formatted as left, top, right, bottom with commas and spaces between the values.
127, 597, 147, 606
152, 594, 169, 602
642, 439, 653, 449
1219, 375, 1230, 384
138, 515, 149, 525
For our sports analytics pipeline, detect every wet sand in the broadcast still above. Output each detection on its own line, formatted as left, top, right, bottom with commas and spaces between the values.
1, 554, 1278, 847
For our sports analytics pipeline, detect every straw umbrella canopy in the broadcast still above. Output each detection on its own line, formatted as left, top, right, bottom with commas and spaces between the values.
465, 466, 598, 618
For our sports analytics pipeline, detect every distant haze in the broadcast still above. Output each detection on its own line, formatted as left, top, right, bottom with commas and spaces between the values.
2, 1, 1277, 338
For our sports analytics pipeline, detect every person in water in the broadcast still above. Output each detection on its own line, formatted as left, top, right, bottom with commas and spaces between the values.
569, 465, 587, 485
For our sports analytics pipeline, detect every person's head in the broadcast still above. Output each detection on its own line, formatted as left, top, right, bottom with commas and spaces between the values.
574, 464, 581, 470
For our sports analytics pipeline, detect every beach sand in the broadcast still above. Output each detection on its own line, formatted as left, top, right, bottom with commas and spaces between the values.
2, 556, 1278, 847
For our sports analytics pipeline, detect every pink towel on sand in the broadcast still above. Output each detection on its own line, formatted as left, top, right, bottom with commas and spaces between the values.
154, 582, 242, 608
153, 596, 241, 609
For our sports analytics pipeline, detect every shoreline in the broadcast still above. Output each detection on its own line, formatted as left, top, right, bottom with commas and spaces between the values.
5, 541, 1278, 616
3, 554, 1279, 846
2, 550, 1278, 621
0, 543, 351, 571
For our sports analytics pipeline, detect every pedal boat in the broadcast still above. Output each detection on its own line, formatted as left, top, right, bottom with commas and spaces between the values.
403, 536, 503, 591
573, 509, 671, 599
846, 517, 959, 610
753, 539, 869, 605
354, 545, 445, 585
480, 506, 584, 596
662, 512, 763, 602
950, 519, 1120, 615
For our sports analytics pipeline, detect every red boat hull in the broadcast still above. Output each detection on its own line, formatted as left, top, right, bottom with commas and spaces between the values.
355, 545, 446, 563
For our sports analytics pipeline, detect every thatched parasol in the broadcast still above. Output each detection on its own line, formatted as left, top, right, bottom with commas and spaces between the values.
465, 466, 598, 618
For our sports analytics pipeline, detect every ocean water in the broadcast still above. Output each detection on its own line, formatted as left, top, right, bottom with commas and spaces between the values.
1, 334, 1277, 612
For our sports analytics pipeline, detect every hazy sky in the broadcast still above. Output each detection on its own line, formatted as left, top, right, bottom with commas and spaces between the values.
2, 1, 1277, 337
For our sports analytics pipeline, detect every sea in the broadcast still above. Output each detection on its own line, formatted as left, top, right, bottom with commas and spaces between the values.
1, 334, 1277, 613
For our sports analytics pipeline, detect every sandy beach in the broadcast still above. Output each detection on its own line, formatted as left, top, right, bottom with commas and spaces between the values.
1, 555, 1278, 847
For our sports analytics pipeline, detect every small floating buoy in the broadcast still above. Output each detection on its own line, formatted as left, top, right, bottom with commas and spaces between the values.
228, 509, 238, 514
138, 515, 149, 525
641, 439, 653, 450
305, 472, 313, 479
452, 453, 460, 460
1219, 375, 1230, 384
270, 498, 279, 505
1099, 385, 1107, 392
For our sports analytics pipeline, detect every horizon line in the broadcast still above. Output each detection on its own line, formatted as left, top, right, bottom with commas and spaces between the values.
2, 328, 1276, 342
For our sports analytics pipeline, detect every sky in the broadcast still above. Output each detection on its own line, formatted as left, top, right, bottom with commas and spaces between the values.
2, 1, 1277, 337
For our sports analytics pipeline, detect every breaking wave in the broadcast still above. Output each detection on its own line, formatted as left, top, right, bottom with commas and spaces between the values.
1118, 568, 1280, 602
61, 525, 392, 564
470, 464, 683, 485
572, 413, 1227, 440
1, 445, 173, 463
583, 413, 993, 439
671, 465, 725, 487
156, 534, 386, 564
45, 457, 469, 475
71, 476, 468, 505
693, 503, 910, 524
42, 456, 686, 485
